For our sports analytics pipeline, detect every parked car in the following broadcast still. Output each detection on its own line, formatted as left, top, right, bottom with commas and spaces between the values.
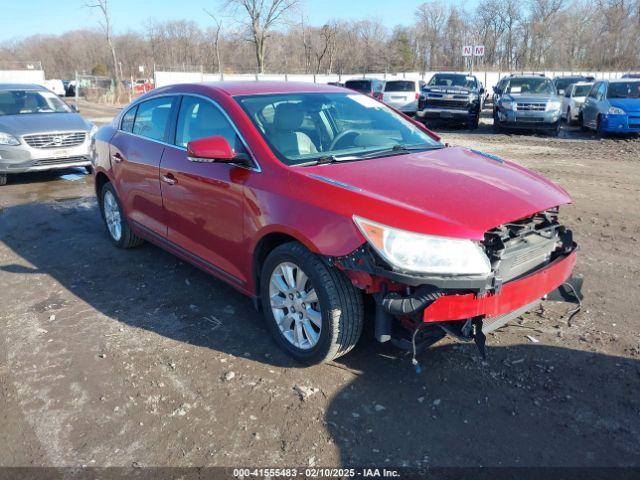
493, 75, 563, 135
580, 79, 640, 135
0, 83, 96, 186
416, 72, 484, 128
44, 79, 66, 97
92, 81, 580, 365
344, 78, 384, 100
561, 82, 593, 124
381, 79, 423, 115
133, 78, 154, 95
553, 75, 594, 95
621, 73, 640, 79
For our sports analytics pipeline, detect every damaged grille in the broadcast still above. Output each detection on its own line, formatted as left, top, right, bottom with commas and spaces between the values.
484, 208, 570, 283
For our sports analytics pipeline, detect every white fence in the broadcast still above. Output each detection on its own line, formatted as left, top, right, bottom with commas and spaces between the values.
0, 69, 46, 85
154, 69, 630, 92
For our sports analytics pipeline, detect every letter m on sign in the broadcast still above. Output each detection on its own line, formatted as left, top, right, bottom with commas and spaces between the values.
474, 45, 485, 57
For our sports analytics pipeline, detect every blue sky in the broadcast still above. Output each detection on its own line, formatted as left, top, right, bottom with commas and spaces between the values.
1, 0, 470, 42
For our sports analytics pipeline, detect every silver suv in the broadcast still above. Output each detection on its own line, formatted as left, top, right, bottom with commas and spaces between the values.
492, 75, 563, 135
0, 83, 95, 185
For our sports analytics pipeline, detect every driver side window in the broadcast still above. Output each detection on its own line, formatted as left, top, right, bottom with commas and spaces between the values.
175, 96, 246, 155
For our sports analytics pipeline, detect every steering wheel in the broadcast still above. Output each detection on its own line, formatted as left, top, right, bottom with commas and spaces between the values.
329, 130, 360, 151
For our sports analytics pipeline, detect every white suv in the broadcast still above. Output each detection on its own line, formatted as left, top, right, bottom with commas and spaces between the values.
561, 82, 593, 125
381, 80, 423, 115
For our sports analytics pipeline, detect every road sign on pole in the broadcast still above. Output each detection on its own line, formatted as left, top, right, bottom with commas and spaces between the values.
474, 45, 485, 57
462, 45, 473, 57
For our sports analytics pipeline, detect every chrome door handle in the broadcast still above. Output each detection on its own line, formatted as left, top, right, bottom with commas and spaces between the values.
161, 174, 177, 185
111, 152, 124, 163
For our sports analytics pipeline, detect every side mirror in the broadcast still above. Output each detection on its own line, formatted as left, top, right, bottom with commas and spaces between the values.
479, 87, 485, 95
187, 136, 237, 163
493, 86, 501, 95
70, 104, 79, 113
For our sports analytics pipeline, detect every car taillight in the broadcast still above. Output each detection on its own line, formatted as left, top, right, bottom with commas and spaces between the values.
415, 92, 420, 100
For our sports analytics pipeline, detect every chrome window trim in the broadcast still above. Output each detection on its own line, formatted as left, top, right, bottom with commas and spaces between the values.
117, 92, 261, 173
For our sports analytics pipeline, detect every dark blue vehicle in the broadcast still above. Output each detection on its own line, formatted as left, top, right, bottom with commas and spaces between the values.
580, 79, 640, 135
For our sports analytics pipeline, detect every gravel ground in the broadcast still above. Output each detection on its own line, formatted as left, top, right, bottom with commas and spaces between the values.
1, 105, 639, 468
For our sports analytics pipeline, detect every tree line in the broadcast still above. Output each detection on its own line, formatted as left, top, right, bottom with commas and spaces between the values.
1, 0, 639, 81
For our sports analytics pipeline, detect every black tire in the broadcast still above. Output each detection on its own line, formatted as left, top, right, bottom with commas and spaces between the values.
260, 242, 364, 365
579, 113, 588, 132
0, 174, 7, 186
469, 114, 480, 130
493, 111, 503, 133
596, 115, 605, 138
99, 182, 144, 249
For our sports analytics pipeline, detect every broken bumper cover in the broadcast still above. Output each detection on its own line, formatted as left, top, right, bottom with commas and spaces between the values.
422, 250, 577, 323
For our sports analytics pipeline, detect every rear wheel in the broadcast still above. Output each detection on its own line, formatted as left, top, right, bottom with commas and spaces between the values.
260, 242, 364, 365
596, 115, 605, 138
579, 113, 588, 132
100, 182, 144, 249
0, 174, 6, 186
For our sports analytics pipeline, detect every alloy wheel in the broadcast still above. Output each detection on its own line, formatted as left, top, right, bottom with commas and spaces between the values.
103, 190, 122, 241
268, 261, 321, 350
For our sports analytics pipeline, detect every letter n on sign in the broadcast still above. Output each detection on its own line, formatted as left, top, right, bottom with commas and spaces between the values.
462, 45, 473, 57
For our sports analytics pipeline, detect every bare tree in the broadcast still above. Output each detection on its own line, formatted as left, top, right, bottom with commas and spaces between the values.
224, 0, 299, 73
205, 10, 225, 78
85, 0, 119, 82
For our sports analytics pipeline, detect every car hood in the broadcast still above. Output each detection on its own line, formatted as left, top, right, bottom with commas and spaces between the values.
609, 98, 640, 113
300, 146, 571, 240
505, 93, 556, 103
0, 113, 92, 136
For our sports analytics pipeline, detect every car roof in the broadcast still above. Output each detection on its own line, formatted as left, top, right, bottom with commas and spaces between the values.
573, 82, 593, 86
0, 83, 47, 91
155, 81, 348, 97
608, 78, 640, 83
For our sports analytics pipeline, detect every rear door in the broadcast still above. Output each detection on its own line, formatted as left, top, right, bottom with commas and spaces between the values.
159, 94, 254, 285
111, 96, 177, 237
109, 95, 178, 237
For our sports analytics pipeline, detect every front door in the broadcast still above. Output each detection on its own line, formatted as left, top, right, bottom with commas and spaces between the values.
159, 95, 252, 285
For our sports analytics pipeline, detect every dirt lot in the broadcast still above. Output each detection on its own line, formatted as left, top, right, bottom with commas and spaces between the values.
1, 103, 639, 469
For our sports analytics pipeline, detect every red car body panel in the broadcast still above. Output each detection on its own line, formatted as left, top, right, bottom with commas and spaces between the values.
423, 251, 577, 322
93, 81, 576, 311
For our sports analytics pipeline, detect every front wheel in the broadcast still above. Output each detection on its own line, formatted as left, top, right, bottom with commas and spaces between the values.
579, 113, 588, 132
469, 114, 480, 130
596, 115, 605, 138
260, 242, 364, 365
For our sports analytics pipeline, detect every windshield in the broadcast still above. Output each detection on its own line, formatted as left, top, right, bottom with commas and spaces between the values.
427, 74, 476, 89
607, 82, 640, 99
384, 81, 416, 92
555, 78, 583, 91
345, 80, 372, 93
0, 89, 73, 116
505, 78, 555, 95
237, 92, 442, 166
573, 85, 592, 97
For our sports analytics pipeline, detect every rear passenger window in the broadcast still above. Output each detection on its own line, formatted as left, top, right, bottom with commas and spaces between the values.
132, 97, 174, 141
121, 105, 137, 132
175, 96, 247, 154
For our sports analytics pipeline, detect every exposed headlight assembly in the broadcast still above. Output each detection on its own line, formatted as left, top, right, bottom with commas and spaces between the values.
353, 216, 492, 276
608, 106, 625, 115
0, 132, 20, 146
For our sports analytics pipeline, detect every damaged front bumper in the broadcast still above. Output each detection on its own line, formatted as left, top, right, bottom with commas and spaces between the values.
330, 208, 582, 350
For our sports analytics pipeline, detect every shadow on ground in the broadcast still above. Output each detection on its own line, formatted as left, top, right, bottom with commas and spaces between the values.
1, 199, 639, 467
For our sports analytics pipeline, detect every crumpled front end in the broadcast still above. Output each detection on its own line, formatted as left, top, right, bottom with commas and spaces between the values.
330, 207, 581, 352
